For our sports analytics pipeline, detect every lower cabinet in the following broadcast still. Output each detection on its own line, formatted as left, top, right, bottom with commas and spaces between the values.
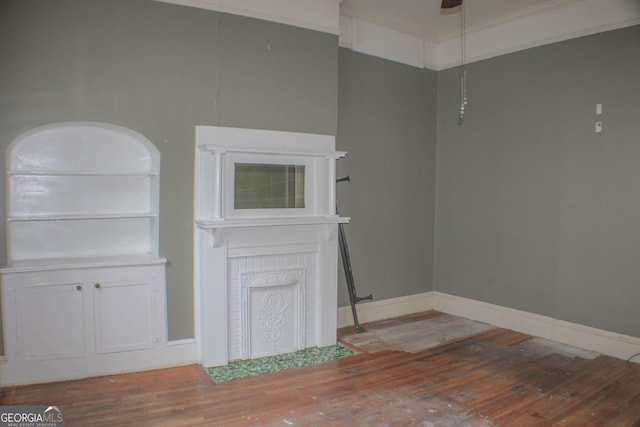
0, 260, 169, 385
15, 283, 86, 361
93, 279, 158, 354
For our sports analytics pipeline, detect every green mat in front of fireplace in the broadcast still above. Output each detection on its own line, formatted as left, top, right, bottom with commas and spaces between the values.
205, 345, 356, 383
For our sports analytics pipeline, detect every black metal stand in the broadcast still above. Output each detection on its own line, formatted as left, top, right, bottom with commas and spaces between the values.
337, 176, 372, 332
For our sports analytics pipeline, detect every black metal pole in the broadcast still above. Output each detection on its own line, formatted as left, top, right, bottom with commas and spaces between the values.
336, 176, 372, 332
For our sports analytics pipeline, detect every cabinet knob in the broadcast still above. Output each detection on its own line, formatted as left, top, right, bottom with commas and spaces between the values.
95, 283, 101, 289
76, 285, 82, 291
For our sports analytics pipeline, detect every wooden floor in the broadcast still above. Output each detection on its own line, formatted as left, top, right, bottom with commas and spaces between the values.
2, 312, 640, 426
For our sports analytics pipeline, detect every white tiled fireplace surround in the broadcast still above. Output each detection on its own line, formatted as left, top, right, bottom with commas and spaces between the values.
194, 126, 348, 367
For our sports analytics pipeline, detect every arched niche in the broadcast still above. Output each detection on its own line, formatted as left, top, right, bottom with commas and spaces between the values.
6, 122, 161, 264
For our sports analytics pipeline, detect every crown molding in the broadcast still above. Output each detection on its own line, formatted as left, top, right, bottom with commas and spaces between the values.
339, 0, 640, 70
436, 0, 584, 43
437, 0, 640, 70
339, 15, 429, 69
154, 0, 341, 35
340, 6, 440, 43
154, 0, 638, 69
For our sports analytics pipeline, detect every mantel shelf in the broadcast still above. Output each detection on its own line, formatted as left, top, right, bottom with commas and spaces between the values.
8, 213, 158, 222
8, 171, 159, 176
197, 144, 347, 159
196, 216, 349, 229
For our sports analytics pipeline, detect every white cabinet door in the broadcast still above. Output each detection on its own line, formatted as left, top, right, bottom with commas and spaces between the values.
15, 283, 85, 360
93, 279, 157, 354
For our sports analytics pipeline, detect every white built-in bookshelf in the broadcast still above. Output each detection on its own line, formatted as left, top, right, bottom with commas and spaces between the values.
0, 122, 189, 386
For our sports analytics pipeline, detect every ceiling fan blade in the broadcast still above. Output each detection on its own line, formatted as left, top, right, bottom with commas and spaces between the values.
441, 0, 463, 8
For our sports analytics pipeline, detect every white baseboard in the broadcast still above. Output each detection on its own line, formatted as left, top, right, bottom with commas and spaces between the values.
432, 292, 640, 363
338, 291, 640, 363
0, 340, 198, 386
337, 292, 433, 328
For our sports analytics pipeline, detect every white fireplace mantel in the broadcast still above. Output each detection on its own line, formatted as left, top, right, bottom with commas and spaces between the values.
194, 126, 348, 367
196, 216, 347, 248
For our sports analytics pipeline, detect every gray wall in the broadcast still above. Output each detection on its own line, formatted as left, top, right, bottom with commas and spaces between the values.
434, 26, 640, 337
2, 0, 638, 358
336, 49, 437, 306
0, 0, 338, 346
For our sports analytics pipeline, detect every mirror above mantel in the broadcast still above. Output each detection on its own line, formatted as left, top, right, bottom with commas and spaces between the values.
194, 125, 348, 228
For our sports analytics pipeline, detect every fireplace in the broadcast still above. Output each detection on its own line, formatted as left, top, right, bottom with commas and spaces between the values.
239, 267, 305, 359
194, 126, 347, 367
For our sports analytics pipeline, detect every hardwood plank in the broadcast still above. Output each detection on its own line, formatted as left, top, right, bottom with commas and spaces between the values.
471, 327, 531, 346
2, 313, 640, 426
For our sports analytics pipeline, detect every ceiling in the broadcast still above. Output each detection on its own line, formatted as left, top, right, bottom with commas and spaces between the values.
340, 0, 578, 42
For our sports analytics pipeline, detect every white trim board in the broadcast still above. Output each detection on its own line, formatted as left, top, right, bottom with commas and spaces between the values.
0, 340, 197, 386
337, 292, 434, 328
339, 0, 640, 70
153, 0, 639, 70
337, 291, 640, 363
154, 0, 341, 35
